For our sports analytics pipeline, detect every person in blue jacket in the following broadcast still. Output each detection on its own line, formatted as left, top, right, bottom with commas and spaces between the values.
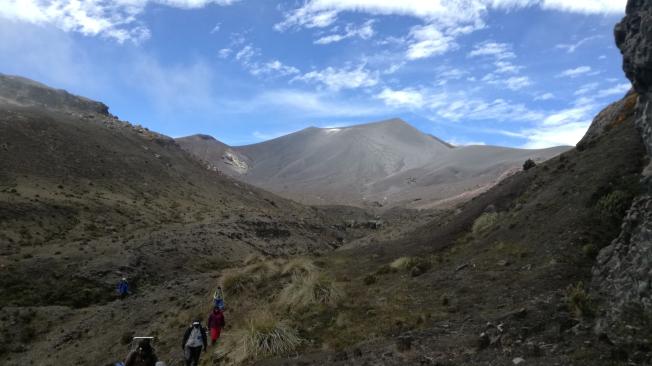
117, 277, 130, 299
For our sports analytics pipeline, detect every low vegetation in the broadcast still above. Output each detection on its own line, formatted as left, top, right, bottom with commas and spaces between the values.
277, 273, 343, 308
472, 212, 500, 236
566, 282, 595, 319
219, 311, 302, 364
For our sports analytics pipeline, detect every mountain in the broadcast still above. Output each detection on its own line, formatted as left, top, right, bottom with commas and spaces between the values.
177, 119, 569, 208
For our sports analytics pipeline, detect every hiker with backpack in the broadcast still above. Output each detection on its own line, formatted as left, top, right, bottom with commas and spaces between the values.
182, 320, 207, 366
117, 277, 130, 299
207, 307, 225, 346
213, 286, 225, 310
124, 338, 158, 366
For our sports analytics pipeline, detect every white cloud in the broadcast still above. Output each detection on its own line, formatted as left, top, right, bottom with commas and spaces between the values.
557, 66, 592, 78
574, 82, 599, 96
504, 76, 532, 90
469, 42, 515, 60
542, 104, 594, 126
210, 22, 221, 34
217, 48, 232, 58
226, 44, 300, 78
555, 35, 601, 53
314, 20, 375, 44
0, 0, 239, 43
535, 93, 554, 101
406, 24, 457, 60
539, 0, 625, 14
377, 88, 425, 108
597, 82, 631, 98
275, 1, 624, 32
249, 60, 300, 77
521, 122, 590, 149
244, 89, 379, 117
294, 65, 378, 90
482, 74, 532, 91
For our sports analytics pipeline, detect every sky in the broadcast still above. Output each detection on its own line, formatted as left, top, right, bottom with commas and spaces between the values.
0, 0, 631, 148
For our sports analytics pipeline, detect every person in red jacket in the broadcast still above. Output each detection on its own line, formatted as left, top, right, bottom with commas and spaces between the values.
207, 307, 225, 345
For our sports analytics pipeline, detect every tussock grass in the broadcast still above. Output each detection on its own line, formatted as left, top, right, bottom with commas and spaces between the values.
389, 256, 431, 275
277, 273, 343, 308
390, 257, 415, 270
281, 257, 318, 275
222, 271, 254, 295
229, 311, 302, 363
472, 212, 500, 236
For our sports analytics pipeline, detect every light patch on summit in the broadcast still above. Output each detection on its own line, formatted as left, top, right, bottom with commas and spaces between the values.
325, 128, 342, 134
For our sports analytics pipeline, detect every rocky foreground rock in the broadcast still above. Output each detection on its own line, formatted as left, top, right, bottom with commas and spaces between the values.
592, 0, 652, 349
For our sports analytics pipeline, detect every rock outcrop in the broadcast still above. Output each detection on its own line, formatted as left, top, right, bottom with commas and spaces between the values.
592, 0, 652, 349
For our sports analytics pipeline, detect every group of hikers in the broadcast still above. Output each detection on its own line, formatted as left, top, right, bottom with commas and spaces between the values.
117, 281, 226, 366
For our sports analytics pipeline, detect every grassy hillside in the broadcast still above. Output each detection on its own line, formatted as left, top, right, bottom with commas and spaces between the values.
216, 93, 647, 365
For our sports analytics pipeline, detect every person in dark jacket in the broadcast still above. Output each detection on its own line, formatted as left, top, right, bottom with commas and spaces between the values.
182, 320, 207, 366
125, 338, 158, 366
207, 307, 225, 345
117, 277, 130, 299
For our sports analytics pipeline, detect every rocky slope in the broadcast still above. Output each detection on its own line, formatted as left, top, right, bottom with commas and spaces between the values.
240, 88, 646, 366
0, 74, 441, 364
177, 120, 568, 208
592, 0, 652, 350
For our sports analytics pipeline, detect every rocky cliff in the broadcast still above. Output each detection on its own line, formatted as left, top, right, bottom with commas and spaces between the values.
592, 0, 652, 350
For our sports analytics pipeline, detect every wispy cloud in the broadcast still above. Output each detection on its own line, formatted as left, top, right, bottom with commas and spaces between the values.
556, 35, 601, 53
0, 0, 239, 43
293, 65, 378, 90
557, 66, 593, 78
377, 87, 425, 108
314, 20, 375, 44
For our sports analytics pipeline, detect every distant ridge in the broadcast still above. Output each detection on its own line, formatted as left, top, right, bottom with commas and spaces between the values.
177, 118, 569, 208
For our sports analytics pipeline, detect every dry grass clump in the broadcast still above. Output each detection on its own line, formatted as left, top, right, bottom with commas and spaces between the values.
243, 253, 264, 266
277, 273, 343, 308
222, 271, 254, 295
472, 212, 500, 236
389, 256, 431, 273
228, 311, 302, 363
390, 257, 416, 270
281, 257, 318, 276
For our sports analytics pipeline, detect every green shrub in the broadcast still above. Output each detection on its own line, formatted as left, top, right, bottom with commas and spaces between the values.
363, 274, 377, 285
523, 159, 536, 171
595, 190, 633, 223
566, 282, 594, 318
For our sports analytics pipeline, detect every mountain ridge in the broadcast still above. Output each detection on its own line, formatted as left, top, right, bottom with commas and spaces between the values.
177, 118, 569, 208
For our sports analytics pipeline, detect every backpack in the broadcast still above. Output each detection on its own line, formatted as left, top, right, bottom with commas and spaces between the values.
185, 327, 203, 348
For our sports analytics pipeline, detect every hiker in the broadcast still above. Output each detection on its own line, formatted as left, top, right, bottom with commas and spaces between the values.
207, 307, 225, 346
213, 286, 225, 310
125, 338, 158, 366
117, 277, 130, 299
182, 320, 207, 366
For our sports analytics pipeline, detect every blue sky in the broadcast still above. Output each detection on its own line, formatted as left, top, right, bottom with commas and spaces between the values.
0, 0, 630, 148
